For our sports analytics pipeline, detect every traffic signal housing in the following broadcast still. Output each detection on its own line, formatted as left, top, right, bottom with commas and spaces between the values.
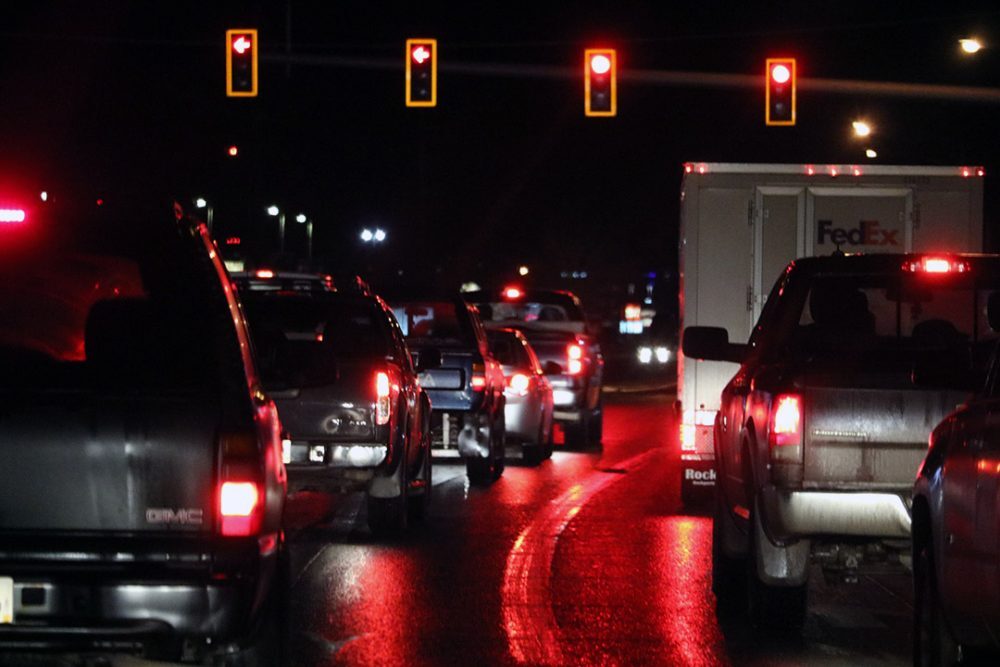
585, 49, 617, 117
226, 29, 258, 97
765, 57, 796, 126
406, 38, 437, 107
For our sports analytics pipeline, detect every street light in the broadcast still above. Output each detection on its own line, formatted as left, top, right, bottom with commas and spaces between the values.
361, 228, 386, 243
360, 228, 374, 242
194, 197, 214, 233
959, 38, 983, 54
296, 213, 313, 260
267, 205, 286, 252
852, 120, 872, 138
373, 228, 387, 243
865, 148, 878, 159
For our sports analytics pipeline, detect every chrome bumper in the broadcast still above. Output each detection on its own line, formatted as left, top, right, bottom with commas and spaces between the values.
762, 486, 912, 540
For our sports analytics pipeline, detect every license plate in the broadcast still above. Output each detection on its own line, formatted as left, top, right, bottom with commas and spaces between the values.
0, 577, 12, 624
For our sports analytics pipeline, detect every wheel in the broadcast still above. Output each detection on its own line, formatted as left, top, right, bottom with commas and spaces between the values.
368, 456, 409, 534
746, 505, 807, 632
914, 533, 961, 667
217, 549, 289, 666
407, 440, 432, 523
711, 487, 747, 618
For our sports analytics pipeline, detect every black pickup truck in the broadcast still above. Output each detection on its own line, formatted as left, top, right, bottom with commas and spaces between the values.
0, 199, 287, 663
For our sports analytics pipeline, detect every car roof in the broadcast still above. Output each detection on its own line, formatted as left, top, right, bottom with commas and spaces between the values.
465, 288, 582, 306
789, 253, 1000, 275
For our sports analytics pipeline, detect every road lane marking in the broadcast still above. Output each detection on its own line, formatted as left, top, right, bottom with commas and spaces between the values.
501, 449, 657, 665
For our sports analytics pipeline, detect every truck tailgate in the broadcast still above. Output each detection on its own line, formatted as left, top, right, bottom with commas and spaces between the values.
803, 386, 968, 489
0, 393, 219, 533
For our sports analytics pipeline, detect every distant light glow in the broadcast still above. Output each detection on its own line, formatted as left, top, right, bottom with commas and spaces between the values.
518, 265, 530, 276
266, 205, 279, 216
504, 286, 523, 299
195, 197, 207, 208
770, 63, 791, 84
655, 346, 670, 363
865, 149, 878, 159
255, 269, 275, 279
295, 213, 307, 223
373, 228, 387, 242
960, 38, 983, 54
360, 228, 374, 242
39, 191, 48, 202
228, 145, 239, 157
590, 53, 611, 75
852, 120, 872, 138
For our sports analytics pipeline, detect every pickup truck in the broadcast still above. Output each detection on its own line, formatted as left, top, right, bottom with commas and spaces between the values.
683, 253, 997, 628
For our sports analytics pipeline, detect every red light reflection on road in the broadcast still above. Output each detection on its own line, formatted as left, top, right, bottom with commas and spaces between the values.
656, 516, 726, 665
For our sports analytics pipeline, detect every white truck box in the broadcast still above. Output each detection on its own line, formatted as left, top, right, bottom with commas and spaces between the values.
678, 163, 984, 496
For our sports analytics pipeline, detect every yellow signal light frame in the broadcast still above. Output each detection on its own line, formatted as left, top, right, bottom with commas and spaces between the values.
406, 38, 438, 107
585, 48, 617, 117
226, 28, 259, 98
765, 57, 796, 126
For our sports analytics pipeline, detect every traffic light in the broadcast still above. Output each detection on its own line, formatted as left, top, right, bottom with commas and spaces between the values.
765, 57, 796, 126
226, 29, 258, 97
406, 38, 437, 107
585, 48, 617, 117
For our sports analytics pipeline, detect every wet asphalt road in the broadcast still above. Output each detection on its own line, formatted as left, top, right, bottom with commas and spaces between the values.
280, 390, 915, 667
7, 390, 916, 666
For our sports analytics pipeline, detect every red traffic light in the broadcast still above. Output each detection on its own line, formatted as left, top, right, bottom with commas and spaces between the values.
406, 38, 437, 107
584, 48, 617, 117
765, 57, 796, 126
226, 28, 258, 98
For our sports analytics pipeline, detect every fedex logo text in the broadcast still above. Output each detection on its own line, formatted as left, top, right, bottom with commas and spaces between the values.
817, 220, 899, 246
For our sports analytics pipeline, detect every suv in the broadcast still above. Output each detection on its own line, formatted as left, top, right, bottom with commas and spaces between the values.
391, 297, 506, 484
0, 199, 287, 663
468, 287, 604, 447
238, 289, 432, 534
684, 254, 997, 629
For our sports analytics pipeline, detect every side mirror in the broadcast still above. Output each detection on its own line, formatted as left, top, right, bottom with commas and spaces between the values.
542, 360, 563, 375
415, 347, 442, 372
682, 326, 747, 363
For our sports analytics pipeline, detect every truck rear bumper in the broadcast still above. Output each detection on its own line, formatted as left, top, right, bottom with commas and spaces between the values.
762, 486, 912, 540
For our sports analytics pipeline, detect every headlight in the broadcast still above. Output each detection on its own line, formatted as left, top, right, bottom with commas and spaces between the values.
637, 347, 653, 364
655, 346, 670, 363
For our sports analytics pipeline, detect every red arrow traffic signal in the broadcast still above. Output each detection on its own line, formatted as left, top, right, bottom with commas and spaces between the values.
226, 29, 258, 98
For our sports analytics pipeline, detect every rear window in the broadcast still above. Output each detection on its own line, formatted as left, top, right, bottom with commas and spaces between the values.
391, 301, 476, 347
489, 332, 532, 368
242, 296, 392, 386
478, 300, 584, 324
760, 267, 1000, 377
0, 213, 232, 393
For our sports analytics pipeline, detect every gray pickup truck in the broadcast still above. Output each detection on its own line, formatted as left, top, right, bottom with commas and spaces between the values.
684, 254, 999, 629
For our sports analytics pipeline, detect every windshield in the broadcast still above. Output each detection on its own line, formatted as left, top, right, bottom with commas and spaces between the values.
242, 296, 392, 387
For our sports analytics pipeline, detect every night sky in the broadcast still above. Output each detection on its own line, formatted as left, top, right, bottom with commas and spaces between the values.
2, 2, 999, 305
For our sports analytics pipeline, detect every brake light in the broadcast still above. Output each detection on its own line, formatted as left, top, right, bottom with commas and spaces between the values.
471, 374, 487, 390
503, 286, 523, 299
769, 394, 802, 447
376, 371, 392, 425
0, 208, 26, 223
567, 344, 584, 375
255, 269, 275, 279
219, 481, 261, 536
901, 256, 971, 274
508, 372, 531, 396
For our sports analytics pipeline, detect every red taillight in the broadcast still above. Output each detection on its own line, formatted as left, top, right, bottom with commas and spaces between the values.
567, 344, 584, 375
901, 256, 971, 274
255, 269, 274, 279
508, 372, 531, 396
769, 394, 802, 448
219, 481, 260, 536
471, 375, 487, 390
376, 371, 392, 425
503, 286, 522, 299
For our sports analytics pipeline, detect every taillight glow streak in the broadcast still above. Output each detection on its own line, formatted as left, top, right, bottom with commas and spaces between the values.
0, 208, 26, 223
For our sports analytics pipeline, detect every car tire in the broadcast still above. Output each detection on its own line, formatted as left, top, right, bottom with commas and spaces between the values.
914, 532, 961, 667
217, 549, 289, 667
711, 488, 747, 619
368, 456, 409, 535
407, 440, 432, 524
746, 505, 807, 632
